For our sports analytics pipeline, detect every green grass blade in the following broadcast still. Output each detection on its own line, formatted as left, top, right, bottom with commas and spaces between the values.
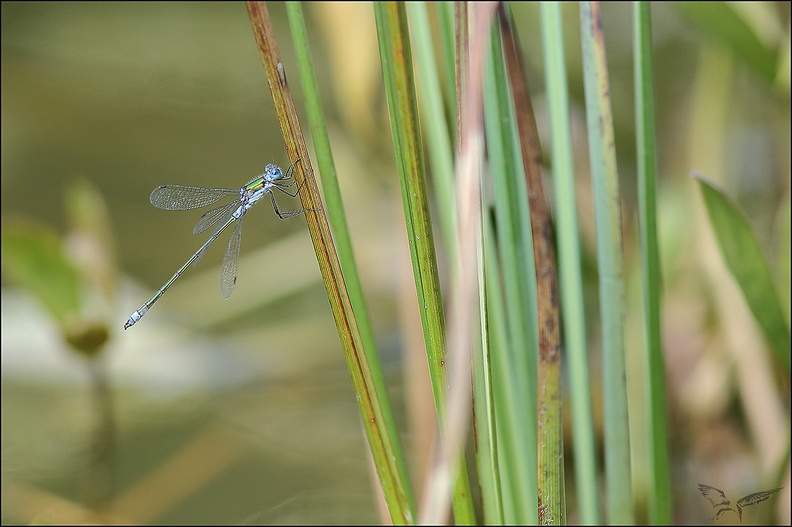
406, 2, 457, 260
633, 3, 673, 524
436, 1, 458, 139
451, 5, 501, 524
246, 3, 415, 523
483, 18, 539, 526
580, 2, 633, 523
694, 173, 791, 371
285, 3, 417, 522
497, 5, 565, 524
483, 213, 521, 525
474, 233, 503, 524
540, 2, 600, 524
373, 3, 476, 524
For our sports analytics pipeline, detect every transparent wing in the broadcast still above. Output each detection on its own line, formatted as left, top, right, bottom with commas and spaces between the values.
193, 200, 239, 235
150, 185, 237, 211
221, 218, 243, 299
196, 208, 236, 264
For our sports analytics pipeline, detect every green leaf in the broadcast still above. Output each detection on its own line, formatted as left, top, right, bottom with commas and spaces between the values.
694, 173, 791, 372
674, 2, 778, 85
2, 219, 82, 324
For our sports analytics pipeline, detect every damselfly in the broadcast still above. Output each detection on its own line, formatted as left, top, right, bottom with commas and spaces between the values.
124, 159, 307, 329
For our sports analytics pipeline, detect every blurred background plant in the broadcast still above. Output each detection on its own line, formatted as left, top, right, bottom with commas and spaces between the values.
1, 2, 789, 524
3, 179, 116, 509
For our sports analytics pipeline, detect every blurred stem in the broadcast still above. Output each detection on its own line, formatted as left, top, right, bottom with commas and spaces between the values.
633, 3, 672, 524
580, 2, 633, 523
86, 358, 114, 510
460, 4, 503, 524
246, 3, 415, 523
455, 2, 468, 157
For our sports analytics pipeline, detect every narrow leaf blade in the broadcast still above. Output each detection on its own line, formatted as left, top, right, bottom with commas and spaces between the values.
694, 173, 791, 371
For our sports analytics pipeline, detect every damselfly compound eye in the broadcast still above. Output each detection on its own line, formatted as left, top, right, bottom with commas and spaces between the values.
265, 164, 282, 180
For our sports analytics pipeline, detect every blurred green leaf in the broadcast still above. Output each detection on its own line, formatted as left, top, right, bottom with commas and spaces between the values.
2, 219, 82, 324
674, 2, 778, 84
694, 173, 791, 372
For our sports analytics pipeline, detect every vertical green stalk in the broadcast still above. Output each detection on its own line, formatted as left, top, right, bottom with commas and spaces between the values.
246, 2, 415, 523
483, 212, 519, 525
373, 3, 476, 524
474, 232, 503, 524
633, 3, 672, 524
483, 19, 539, 526
436, 1, 457, 141
580, 2, 633, 523
540, 2, 599, 524
453, 4, 500, 524
497, 5, 565, 525
285, 2, 417, 523
407, 2, 457, 260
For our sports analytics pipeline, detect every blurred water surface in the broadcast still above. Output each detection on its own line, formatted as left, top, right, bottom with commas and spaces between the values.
1, 3, 394, 523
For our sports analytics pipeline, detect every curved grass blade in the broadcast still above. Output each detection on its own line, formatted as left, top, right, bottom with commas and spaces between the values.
694, 172, 791, 371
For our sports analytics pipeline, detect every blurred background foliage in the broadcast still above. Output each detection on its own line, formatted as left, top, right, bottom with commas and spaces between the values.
1, 2, 789, 524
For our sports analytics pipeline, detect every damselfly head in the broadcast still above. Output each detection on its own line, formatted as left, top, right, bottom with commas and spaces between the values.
264, 163, 283, 181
